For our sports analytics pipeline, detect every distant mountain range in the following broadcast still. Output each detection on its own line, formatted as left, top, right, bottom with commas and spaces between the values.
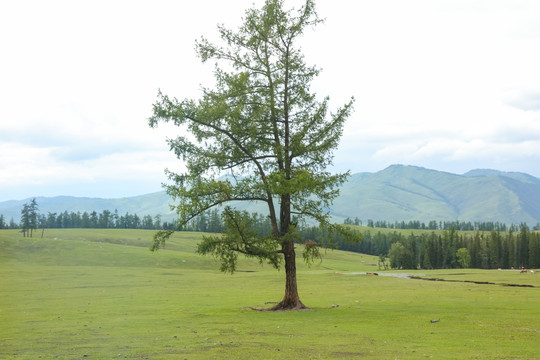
333, 165, 540, 224
1, 165, 539, 225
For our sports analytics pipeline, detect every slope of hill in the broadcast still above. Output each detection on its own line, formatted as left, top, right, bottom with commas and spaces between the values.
463, 169, 540, 185
1, 165, 539, 224
333, 165, 540, 224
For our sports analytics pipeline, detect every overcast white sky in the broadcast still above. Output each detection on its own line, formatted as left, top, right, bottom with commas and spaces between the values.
1, 0, 540, 201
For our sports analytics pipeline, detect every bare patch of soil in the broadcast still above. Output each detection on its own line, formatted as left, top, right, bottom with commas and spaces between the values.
408, 276, 537, 288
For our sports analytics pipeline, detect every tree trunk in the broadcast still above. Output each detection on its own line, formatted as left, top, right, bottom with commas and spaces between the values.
270, 240, 309, 310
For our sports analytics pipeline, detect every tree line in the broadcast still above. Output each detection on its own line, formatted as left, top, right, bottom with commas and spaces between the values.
187, 211, 540, 270
345, 217, 540, 232
4, 199, 539, 269
328, 226, 540, 270
1, 198, 175, 236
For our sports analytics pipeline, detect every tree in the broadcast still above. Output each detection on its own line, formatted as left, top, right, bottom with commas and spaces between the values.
518, 223, 529, 267
20, 203, 30, 237
207, 209, 224, 233
38, 214, 47, 238
98, 210, 112, 228
388, 242, 415, 269
421, 248, 432, 269
142, 215, 154, 229
89, 211, 98, 228
81, 212, 91, 228
388, 242, 406, 269
456, 248, 471, 269
148, 0, 358, 310
28, 198, 39, 237
378, 254, 388, 270
153, 215, 162, 230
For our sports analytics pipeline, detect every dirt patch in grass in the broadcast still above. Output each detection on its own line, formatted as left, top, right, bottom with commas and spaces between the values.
409, 276, 537, 288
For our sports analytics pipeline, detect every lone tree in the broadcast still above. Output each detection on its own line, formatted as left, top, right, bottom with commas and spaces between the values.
149, 0, 358, 310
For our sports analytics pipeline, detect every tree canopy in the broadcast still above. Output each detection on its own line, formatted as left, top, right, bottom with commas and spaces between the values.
148, 0, 358, 310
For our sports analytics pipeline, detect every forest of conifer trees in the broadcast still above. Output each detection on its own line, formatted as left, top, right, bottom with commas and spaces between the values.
325, 225, 540, 270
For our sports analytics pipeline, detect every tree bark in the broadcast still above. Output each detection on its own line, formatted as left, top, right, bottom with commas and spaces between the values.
269, 240, 309, 310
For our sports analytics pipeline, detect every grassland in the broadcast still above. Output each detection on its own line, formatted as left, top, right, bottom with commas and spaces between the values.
1, 229, 539, 359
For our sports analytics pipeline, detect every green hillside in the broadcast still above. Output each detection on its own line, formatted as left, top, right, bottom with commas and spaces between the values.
464, 168, 540, 185
1, 229, 539, 359
2, 165, 540, 224
333, 165, 540, 223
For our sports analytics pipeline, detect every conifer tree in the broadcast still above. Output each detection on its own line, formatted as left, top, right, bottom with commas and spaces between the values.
149, 0, 358, 310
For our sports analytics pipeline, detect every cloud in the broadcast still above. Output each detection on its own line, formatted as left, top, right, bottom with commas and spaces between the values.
0, 141, 182, 200
505, 89, 540, 111
488, 121, 540, 143
367, 136, 540, 174
340, 96, 540, 176
2, 0, 540, 201
0, 143, 53, 185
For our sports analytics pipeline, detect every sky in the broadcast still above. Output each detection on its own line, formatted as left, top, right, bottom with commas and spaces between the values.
1, 0, 540, 202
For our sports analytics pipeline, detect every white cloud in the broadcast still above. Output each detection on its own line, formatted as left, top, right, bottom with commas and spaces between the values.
1, 0, 540, 201
505, 89, 540, 111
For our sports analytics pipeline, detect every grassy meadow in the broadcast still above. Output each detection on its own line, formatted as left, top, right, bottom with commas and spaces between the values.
1, 229, 539, 359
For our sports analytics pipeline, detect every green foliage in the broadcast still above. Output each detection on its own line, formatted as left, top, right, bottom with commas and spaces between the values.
377, 253, 389, 270
150, 230, 175, 251
388, 242, 415, 269
302, 239, 322, 266
343, 225, 540, 270
148, 0, 358, 283
196, 207, 281, 273
9, 205, 174, 231
456, 248, 471, 268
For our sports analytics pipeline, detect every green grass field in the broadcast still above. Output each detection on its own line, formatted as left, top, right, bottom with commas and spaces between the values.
1, 229, 539, 359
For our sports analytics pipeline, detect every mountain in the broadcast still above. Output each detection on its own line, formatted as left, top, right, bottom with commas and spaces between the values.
1, 165, 539, 225
333, 165, 540, 224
